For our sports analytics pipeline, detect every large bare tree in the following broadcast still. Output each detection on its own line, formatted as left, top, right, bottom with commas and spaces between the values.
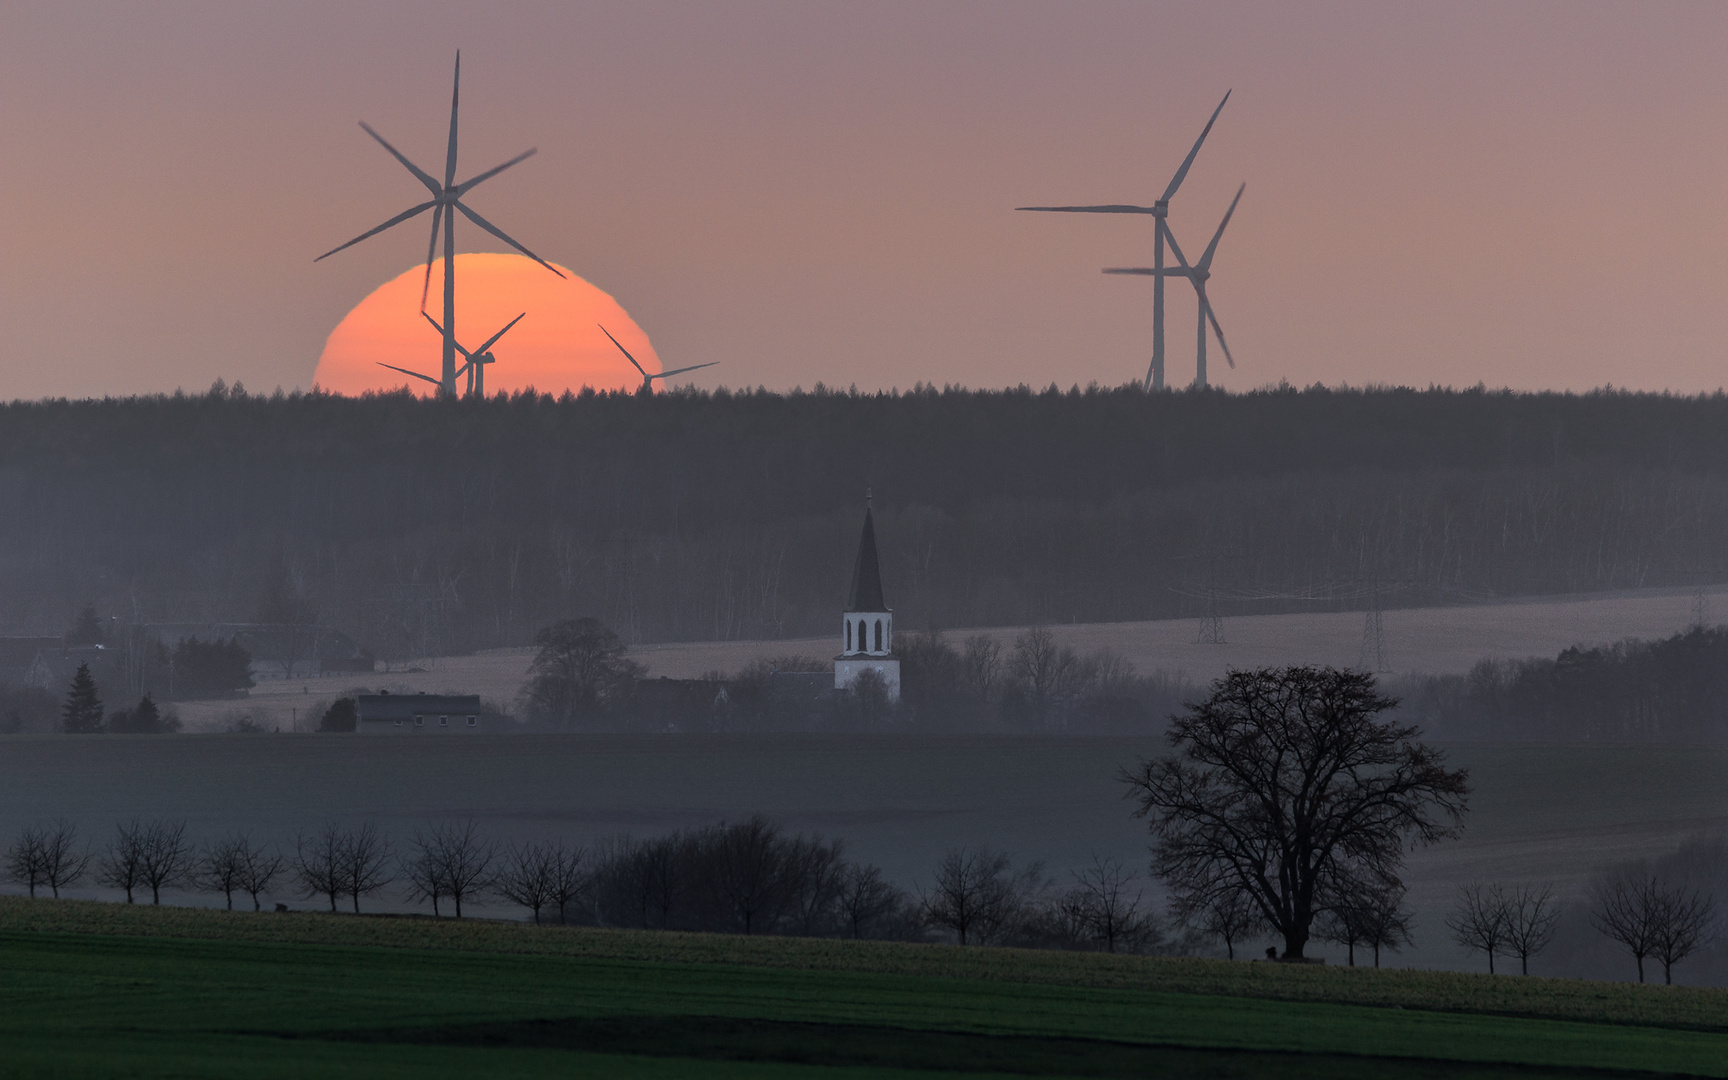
1124, 666, 1469, 959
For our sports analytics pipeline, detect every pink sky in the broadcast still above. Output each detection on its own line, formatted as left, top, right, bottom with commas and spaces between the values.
1, 2, 1723, 398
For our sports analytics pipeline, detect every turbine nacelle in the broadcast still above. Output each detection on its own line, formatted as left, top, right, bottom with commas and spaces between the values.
317, 52, 560, 398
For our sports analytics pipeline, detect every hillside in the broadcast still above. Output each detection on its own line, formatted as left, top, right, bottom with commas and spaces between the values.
7, 385, 1728, 659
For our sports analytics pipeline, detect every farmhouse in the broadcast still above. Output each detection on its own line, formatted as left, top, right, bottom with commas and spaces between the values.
355, 692, 484, 734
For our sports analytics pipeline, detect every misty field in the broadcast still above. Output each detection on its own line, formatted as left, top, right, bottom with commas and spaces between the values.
3, 734, 1726, 980
182, 583, 1728, 735
4, 899, 1728, 1078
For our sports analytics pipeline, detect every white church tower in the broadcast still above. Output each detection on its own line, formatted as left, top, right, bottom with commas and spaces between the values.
835, 495, 900, 701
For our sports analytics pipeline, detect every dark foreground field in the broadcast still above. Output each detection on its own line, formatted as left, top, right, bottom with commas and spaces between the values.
4, 898, 1728, 1079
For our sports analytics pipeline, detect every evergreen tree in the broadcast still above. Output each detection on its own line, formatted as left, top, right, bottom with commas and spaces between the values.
61, 663, 104, 733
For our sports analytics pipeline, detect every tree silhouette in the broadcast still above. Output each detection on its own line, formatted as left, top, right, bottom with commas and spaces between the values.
1126, 666, 1469, 959
60, 663, 103, 734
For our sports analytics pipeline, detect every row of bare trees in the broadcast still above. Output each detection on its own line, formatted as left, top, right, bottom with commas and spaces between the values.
1448, 870, 1719, 983
918, 847, 1167, 953
5, 820, 281, 908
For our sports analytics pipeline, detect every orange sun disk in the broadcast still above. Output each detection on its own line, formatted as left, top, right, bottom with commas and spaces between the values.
314, 253, 663, 397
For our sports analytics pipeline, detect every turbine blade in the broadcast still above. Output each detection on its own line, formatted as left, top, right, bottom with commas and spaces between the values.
655, 362, 719, 379
419, 202, 444, 310
1160, 90, 1231, 204
1102, 267, 1171, 276
358, 123, 440, 195
1197, 286, 1236, 369
473, 312, 527, 355
453, 201, 565, 277
1197, 182, 1246, 272
598, 324, 648, 379
1161, 221, 1196, 274
314, 200, 436, 262
376, 362, 441, 386
421, 311, 472, 357
1016, 204, 1157, 214
446, 51, 460, 188
456, 148, 537, 196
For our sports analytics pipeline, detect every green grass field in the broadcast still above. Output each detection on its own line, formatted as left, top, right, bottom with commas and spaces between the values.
3, 898, 1728, 1078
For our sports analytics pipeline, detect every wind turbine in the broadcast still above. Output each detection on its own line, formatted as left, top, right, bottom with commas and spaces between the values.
373, 311, 525, 399
316, 52, 563, 398
598, 325, 717, 394
1017, 91, 1230, 391
423, 311, 526, 398
1104, 182, 1244, 388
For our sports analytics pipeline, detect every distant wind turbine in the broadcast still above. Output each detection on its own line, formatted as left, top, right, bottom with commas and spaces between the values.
316, 52, 563, 398
374, 311, 526, 399
423, 311, 526, 398
1017, 91, 1230, 391
1104, 182, 1244, 389
598, 325, 717, 394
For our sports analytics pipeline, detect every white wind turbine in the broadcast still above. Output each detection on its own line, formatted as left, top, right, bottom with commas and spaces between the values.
1017, 91, 1230, 390
316, 52, 562, 398
1105, 182, 1244, 389
598, 325, 717, 394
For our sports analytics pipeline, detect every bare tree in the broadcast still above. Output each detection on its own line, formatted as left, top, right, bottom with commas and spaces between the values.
1187, 887, 1259, 960
1650, 886, 1717, 985
1592, 872, 1671, 984
960, 634, 1002, 702
1501, 883, 1562, 976
40, 822, 92, 899
1448, 883, 1510, 974
98, 818, 150, 903
295, 823, 348, 912
496, 841, 565, 924
712, 816, 794, 935
785, 834, 848, 937
340, 822, 394, 914
1319, 881, 1413, 968
921, 846, 1028, 946
405, 821, 495, 918
839, 864, 906, 939
134, 820, 192, 905
236, 837, 286, 912
546, 842, 589, 925
196, 833, 249, 910
1125, 666, 1469, 959
1065, 855, 1159, 954
6, 826, 48, 897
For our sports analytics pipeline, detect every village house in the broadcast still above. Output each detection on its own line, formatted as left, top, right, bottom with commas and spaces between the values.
354, 691, 484, 734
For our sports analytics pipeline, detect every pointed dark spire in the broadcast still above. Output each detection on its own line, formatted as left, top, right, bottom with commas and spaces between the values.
846, 504, 887, 612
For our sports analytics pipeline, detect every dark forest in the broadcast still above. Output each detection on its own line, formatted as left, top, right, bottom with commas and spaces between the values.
5, 381, 1728, 657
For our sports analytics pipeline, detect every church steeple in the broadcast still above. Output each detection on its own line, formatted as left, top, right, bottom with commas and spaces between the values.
837, 493, 894, 666
846, 502, 887, 613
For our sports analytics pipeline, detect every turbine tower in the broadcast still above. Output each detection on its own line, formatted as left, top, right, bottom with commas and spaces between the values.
374, 311, 525, 399
598, 325, 718, 394
1104, 182, 1244, 388
316, 52, 562, 398
1017, 91, 1230, 391
423, 311, 526, 398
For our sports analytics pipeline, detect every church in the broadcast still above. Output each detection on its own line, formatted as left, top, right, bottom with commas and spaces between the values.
834, 497, 900, 701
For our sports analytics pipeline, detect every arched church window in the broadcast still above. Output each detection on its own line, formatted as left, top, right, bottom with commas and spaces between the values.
846, 620, 852, 651
874, 620, 883, 652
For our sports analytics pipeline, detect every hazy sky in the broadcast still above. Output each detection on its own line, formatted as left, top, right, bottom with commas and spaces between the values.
2, 1, 1724, 398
